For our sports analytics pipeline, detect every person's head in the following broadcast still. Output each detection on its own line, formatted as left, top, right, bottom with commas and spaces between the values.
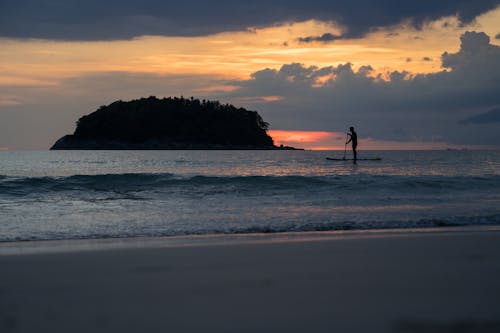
349, 126, 354, 132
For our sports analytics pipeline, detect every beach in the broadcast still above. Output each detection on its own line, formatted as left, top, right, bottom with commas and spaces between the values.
1, 226, 500, 333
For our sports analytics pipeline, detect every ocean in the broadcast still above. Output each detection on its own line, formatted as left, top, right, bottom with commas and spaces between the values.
1, 150, 499, 242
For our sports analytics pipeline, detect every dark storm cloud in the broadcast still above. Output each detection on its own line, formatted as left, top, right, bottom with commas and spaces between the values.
1, 0, 499, 40
227, 31, 500, 145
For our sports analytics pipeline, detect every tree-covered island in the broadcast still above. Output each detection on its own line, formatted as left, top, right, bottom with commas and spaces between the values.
51, 96, 298, 150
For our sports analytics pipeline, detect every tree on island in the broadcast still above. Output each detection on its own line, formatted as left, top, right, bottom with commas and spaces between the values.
51, 96, 281, 149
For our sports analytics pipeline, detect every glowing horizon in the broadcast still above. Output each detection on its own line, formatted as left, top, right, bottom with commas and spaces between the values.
268, 130, 487, 150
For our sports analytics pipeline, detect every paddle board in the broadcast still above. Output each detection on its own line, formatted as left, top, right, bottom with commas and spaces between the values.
326, 157, 382, 161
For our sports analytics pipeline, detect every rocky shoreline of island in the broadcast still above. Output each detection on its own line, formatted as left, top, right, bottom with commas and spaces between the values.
51, 135, 300, 150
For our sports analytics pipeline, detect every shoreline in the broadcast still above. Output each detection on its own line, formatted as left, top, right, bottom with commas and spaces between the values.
1, 224, 499, 256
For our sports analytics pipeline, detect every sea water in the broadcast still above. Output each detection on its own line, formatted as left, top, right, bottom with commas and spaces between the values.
1, 150, 499, 242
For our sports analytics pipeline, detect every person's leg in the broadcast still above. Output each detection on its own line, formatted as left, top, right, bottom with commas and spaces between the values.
353, 145, 357, 163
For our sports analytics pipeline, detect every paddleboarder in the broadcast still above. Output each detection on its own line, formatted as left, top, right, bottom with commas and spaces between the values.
346, 126, 357, 163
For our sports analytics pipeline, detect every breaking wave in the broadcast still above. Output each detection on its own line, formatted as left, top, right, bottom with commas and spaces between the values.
1, 173, 500, 197
3, 214, 500, 242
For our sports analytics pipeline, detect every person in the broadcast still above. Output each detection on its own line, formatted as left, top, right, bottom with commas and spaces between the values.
345, 126, 357, 162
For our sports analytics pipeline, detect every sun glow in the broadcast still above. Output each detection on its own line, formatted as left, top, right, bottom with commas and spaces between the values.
269, 130, 346, 149
269, 130, 338, 143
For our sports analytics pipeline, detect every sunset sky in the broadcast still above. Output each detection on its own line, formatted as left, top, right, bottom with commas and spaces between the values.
1, 1, 499, 149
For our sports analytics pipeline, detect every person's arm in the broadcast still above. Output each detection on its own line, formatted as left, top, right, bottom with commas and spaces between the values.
346, 133, 352, 144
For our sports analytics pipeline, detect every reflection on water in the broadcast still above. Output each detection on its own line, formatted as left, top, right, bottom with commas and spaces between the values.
1, 150, 499, 178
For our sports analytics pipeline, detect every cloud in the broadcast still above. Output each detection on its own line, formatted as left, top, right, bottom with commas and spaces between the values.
226, 31, 500, 145
442, 31, 495, 66
0, 1, 499, 40
460, 108, 500, 124
0, 97, 20, 106
298, 33, 342, 43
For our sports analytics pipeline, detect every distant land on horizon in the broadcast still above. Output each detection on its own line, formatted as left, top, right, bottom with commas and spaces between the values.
51, 96, 299, 150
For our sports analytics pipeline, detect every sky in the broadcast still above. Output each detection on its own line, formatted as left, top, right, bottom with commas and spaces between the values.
1, 1, 500, 150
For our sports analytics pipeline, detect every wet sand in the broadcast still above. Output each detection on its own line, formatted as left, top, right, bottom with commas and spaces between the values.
1, 227, 500, 333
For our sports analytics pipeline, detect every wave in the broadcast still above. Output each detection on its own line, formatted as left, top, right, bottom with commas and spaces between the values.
224, 214, 500, 234
3, 213, 500, 243
0, 173, 329, 197
1, 173, 500, 197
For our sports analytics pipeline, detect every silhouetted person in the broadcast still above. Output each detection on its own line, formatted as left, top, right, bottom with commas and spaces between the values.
346, 126, 357, 163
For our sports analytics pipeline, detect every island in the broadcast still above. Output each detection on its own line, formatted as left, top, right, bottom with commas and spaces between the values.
51, 96, 299, 150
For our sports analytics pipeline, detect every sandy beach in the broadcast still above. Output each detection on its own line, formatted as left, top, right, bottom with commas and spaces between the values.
1, 227, 500, 333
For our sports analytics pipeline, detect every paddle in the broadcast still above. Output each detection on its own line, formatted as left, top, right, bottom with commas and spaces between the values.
343, 133, 348, 160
